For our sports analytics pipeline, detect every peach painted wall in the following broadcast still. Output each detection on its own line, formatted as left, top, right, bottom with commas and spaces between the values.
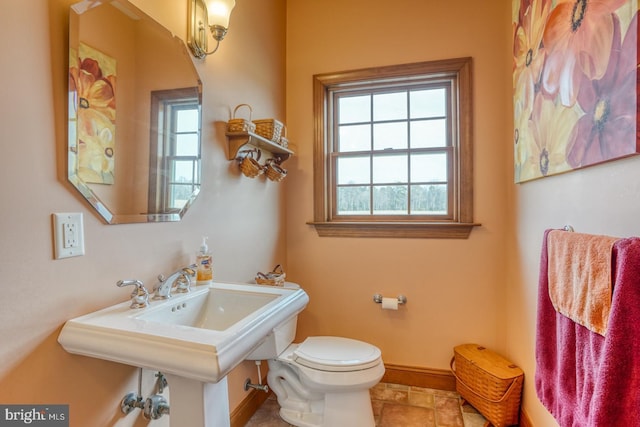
285, 0, 512, 370
285, 2, 640, 427
0, 0, 285, 425
505, 0, 640, 424
505, 131, 640, 424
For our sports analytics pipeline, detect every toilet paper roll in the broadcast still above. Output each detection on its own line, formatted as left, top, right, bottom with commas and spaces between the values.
381, 297, 399, 310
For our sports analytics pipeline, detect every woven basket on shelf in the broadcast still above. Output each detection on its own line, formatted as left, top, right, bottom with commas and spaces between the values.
253, 118, 284, 142
255, 265, 286, 286
450, 344, 523, 427
278, 126, 289, 148
227, 104, 256, 133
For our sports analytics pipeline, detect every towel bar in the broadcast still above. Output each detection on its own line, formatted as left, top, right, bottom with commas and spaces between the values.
563, 225, 574, 232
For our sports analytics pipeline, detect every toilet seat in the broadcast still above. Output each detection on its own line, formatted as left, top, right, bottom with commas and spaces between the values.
292, 336, 381, 372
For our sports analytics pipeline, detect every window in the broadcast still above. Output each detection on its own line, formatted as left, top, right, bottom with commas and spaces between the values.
310, 58, 477, 238
149, 88, 201, 215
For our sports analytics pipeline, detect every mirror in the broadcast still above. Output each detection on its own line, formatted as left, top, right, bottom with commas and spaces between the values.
68, 0, 202, 223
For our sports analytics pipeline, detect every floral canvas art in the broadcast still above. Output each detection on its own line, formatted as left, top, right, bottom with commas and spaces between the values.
69, 43, 116, 184
513, 0, 639, 182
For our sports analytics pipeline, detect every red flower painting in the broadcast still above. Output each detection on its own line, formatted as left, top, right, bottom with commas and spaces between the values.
513, 0, 639, 182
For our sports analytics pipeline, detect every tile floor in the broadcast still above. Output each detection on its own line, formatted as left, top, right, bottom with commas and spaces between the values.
245, 382, 489, 427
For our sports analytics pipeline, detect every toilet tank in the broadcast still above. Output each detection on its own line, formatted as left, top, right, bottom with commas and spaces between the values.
246, 315, 298, 360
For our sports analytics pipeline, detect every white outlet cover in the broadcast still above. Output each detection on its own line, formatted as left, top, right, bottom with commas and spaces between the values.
53, 213, 85, 259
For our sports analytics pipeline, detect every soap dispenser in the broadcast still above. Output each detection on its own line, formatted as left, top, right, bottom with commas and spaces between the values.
196, 237, 213, 285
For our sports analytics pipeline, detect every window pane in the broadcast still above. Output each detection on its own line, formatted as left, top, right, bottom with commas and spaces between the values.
373, 122, 407, 150
176, 109, 199, 132
339, 95, 370, 124
411, 119, 447, 148
410, 88, 446, 118
373, 92, 407, 121
173, 160, 194, 182
373, 154, 407, 184
411, 184, 448, 214
410, 153, 447, 182
337, 156, 370, 184
339, 124, 371, 152
170, 184, 193, 209
176, 133, 199, 156
337, 186, 370, 214
373, 185, 408, 214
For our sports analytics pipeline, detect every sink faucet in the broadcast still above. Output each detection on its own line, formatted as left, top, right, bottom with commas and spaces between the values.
153, 265, 197, 299
117, 279, 150, 309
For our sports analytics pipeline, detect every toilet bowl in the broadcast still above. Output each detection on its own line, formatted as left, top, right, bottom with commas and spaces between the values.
244, 286, 384, 427
265, 336, 385, 427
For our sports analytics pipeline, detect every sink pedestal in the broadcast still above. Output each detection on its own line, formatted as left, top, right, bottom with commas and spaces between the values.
165, 374, 230, 427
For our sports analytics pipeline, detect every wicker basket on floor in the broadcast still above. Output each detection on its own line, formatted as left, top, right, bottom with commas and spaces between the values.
450, 344, 523, 427
253, 118, 284, 142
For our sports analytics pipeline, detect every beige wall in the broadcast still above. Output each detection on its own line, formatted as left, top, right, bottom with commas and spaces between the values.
0, 0, 285, 425
285, 0, 511, 368
506, 1, 640, 424
286, 2, 640, 427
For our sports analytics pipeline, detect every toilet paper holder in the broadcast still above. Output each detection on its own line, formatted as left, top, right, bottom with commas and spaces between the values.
373, 294, 407, 305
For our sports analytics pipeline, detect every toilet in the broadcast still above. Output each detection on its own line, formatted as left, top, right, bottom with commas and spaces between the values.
246, 319, 384, 427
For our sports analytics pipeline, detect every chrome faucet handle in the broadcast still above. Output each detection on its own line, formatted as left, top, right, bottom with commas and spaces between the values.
153, 265, 198, 299
174, 273, 192, 293
183, 264, 197, 276
117, 279, 150, 309
174, 264, 198, 293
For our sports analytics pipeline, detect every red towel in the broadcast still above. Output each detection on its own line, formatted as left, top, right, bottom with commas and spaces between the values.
536, 229, 640, 426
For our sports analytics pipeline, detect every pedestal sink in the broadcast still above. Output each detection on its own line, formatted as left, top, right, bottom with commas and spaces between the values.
58, 281, 309, 426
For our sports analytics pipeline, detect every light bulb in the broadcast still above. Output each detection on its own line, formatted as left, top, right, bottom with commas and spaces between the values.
207, 0, 235, 29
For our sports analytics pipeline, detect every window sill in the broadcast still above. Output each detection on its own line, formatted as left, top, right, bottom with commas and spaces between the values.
307, 221, 481, 239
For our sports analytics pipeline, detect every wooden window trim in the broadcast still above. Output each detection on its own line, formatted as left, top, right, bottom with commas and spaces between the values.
310, 58, 479, 238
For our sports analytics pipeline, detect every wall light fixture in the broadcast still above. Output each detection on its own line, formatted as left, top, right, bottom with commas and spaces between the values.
187, 0, 236, 59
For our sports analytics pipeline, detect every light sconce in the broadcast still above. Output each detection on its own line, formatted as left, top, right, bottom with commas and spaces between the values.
187, 0, 236, 59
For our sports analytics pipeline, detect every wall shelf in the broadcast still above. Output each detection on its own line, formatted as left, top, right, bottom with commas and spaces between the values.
226, 131, 294, 162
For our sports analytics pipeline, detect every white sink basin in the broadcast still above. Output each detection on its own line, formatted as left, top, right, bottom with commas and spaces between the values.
58, 281, 309, 383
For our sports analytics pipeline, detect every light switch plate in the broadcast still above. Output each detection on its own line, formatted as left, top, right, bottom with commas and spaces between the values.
53, 213, 85, 259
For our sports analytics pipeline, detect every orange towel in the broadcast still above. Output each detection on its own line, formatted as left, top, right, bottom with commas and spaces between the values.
547, 230, 618, 336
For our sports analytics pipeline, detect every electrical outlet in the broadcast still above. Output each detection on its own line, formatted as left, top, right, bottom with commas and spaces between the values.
63, 222, 78, 248
53, 213, 85, 259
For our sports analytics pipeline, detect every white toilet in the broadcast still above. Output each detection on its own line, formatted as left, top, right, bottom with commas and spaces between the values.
247, 319, 384, 427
